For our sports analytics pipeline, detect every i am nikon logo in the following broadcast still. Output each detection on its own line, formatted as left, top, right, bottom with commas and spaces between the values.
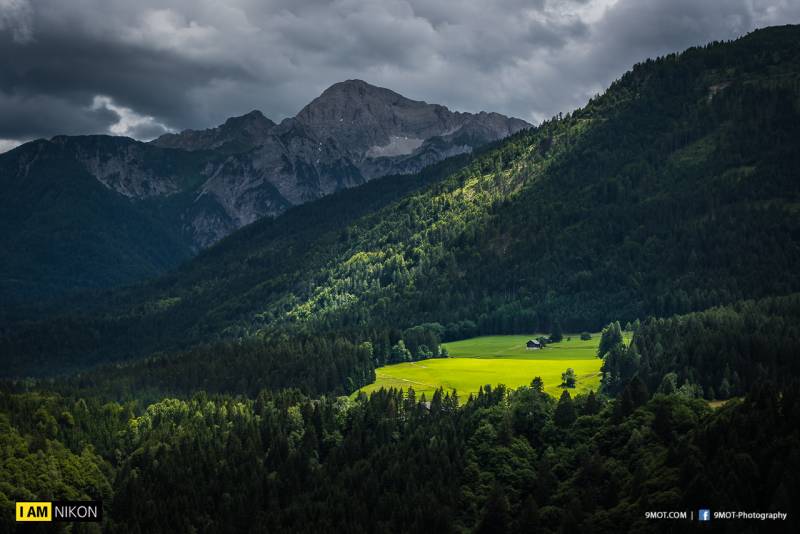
16, 501, 102, 522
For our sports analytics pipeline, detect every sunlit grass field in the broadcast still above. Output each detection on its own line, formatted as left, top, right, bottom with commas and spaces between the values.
359, 334, 608, 400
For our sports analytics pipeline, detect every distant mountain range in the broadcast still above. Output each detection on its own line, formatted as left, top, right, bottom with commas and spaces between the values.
152, 79, 529, 245
0, 81, 528, 299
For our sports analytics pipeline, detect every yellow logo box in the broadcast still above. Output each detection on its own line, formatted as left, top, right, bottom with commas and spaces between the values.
16, 502, 52, 522
16, 501, 102, 522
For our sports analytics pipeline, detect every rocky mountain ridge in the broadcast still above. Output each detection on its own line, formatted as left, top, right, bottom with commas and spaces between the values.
148, 80, 529, 245
0, 80, 528, 298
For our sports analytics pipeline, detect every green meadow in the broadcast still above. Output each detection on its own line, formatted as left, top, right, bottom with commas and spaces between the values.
359, 334, 607, 400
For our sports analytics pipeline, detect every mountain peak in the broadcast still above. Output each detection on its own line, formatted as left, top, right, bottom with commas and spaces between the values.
307, 79, 412, 111
322, 79, 392, 94
295, 80, 528, 160
152, 110, 274, 154
330, 78, 370, 88
223, 109, 270, 125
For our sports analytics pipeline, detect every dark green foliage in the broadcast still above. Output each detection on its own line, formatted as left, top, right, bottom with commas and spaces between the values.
561, 367, 577, 388
597, 321, 624, 359
582, 391, 600, 416
554, 390, 577, 427
616, 377, 650, 418
0, 392, 122, 528
475, 485, 512, 534
600, 340, 640, 395
6, 26, 800, 376
657, 373, 678, 395
630, 294, 800, 398
2, 293, 800, 531
389, 340, 412, 363
0, 138, 199, 306
401, 322, 444, 360
60, 335, 377, 403
597, 320, 640, 395
3, 379, 797, 533
0, 155, 468, 376
530, 376, 545, 393
597, 294, 800, 399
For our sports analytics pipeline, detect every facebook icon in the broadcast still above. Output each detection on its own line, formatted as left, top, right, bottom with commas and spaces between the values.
699, 509, 711, 521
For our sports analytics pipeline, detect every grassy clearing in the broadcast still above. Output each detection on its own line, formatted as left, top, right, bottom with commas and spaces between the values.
443, 334, 600, 360
707, 398, 741, 409
359, 334, 606, 400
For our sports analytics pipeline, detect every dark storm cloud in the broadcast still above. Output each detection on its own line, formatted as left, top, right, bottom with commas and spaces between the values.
0, 0, 799, 151
0, 2, 253, 137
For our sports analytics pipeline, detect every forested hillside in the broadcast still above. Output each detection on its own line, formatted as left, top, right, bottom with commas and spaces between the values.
0, 137, 202, 304
2, 354, 798, 532
0, 82, 527, 304
5, 287, 800, 532
0, 153, 475, 375
5, 293, 800, 531
4, 26, 799, 377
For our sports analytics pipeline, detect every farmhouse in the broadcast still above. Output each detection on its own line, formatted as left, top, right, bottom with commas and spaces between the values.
526, 339, 542, 350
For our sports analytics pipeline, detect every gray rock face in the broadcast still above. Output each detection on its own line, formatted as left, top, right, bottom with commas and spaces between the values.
153, 111, 276, 154
292, 80, 530, 179
0, 80, 530, 298
150, 80, 529, 245
175, 118, 366, 247
8, 80, 529, 250
50, 135, 186, 198
295, 80, 462, 155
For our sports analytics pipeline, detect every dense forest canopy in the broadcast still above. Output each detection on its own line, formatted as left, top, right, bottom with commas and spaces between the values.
2, 356, 798, 532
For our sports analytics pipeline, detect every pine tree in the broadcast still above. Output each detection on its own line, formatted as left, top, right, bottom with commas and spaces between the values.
530, 377, 544, 393
598, 321, 623, 358
554, 390, 577, 427
514, 496, 540, 533
583, 391, 600, 415
561, 368, 577, 388
475, 484, 511, 534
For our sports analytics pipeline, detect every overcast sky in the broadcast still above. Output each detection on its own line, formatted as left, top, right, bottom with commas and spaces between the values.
1, 0, 799, 153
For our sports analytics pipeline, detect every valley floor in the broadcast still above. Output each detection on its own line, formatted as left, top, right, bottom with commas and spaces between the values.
359, 334, 608, 399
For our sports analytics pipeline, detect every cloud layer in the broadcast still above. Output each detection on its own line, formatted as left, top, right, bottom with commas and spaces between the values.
1, 0, 799, 150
